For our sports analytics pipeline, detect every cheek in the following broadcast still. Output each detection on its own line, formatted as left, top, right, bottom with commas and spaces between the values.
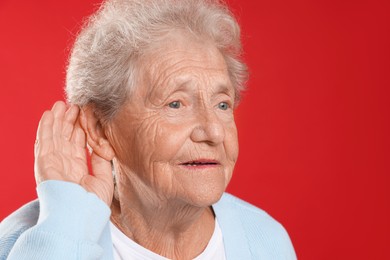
111, 114, 162, 171
222, 123, 238, 186
225, 122, 239, 162
148, 120, 191, 163
135, 116, 190, 167
133, 118, 191, 191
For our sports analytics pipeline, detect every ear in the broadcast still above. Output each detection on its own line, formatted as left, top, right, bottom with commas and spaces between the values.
79, 106, 115, 161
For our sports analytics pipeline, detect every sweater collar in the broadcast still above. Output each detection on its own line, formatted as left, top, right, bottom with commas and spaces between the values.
212, 193, 252, 259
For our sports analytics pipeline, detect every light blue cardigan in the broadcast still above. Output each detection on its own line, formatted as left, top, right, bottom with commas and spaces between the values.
0, 181, 296, 259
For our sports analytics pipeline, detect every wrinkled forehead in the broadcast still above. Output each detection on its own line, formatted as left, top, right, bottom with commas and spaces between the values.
136, 32, 233, 98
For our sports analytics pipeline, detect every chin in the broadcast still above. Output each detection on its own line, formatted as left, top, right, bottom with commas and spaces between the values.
180, 180, 228, 208
169, 164, 233, 208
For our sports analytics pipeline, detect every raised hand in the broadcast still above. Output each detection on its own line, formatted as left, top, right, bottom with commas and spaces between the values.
34, 101, 114, 206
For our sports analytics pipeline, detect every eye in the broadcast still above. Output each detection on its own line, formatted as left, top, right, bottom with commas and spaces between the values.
168, 101, 181, 109
218, 102, 229, 110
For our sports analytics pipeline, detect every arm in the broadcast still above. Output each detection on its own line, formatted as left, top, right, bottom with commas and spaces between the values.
7, 181, 112, 260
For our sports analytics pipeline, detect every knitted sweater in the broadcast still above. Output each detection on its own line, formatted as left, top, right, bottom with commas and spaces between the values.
0, 181, 296, 259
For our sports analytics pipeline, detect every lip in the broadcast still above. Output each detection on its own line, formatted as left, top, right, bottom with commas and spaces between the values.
178, 159, 221, 169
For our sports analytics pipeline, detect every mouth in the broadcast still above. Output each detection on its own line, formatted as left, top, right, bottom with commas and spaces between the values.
179, 159, 220, 167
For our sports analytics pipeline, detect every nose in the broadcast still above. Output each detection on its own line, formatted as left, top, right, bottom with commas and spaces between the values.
190, 109, 225, 145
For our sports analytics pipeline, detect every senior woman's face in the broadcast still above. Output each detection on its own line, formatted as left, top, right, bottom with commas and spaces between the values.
108, 34, 238, 206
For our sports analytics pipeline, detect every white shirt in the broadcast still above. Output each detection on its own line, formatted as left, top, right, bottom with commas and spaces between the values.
110, 219, 226, 260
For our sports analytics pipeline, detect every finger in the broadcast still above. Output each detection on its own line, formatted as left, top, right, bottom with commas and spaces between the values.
70, 119, 87, 148
70, 136, 88, 163
51, 101, 67, 137
62, 105, 80, 141
91, 152, 113, 184
35, 111, 54, 156
80, 152, 114, 206
36, 110, 55, 141
90, 152, 114, 205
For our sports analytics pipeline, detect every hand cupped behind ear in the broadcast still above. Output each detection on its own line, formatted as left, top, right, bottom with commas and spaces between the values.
34, 101, 115, 206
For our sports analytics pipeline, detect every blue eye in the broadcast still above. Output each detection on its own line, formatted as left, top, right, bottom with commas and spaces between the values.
168, 101, 181, 109
218, 102, 229, 110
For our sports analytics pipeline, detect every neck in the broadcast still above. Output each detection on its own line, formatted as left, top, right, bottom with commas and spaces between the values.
110, 174, 215, 259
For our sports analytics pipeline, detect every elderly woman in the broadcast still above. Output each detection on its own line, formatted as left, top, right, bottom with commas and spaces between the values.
0, 0, 296, 259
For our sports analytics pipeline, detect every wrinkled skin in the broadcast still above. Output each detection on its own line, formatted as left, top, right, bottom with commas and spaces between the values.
107, 35, 238, 208
34, 32, 239, 259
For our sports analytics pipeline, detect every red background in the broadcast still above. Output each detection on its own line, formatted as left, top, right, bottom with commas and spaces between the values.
1, 0, 389, 259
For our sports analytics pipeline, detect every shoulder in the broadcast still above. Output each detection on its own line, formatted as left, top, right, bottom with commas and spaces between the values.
214, 193, 297, 259
0, 200, 40, 258
219, 192, 275, 216
218, 192, 284, 228
217, 193, 284, 225
0, 200, 40, 238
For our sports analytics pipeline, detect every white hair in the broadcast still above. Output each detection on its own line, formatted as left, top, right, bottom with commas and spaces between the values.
66, 0, 248, 123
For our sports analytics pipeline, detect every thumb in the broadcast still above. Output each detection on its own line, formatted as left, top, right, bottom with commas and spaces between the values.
81, 152, 114, 206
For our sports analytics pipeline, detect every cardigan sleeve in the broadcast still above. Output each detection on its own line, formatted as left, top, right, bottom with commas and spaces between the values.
6, 180, 113, 260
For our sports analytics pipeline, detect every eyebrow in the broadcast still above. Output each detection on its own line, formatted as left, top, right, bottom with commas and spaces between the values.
174, 80, 234, 98
211, 83, 235, 97
150, 71, 234, 99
